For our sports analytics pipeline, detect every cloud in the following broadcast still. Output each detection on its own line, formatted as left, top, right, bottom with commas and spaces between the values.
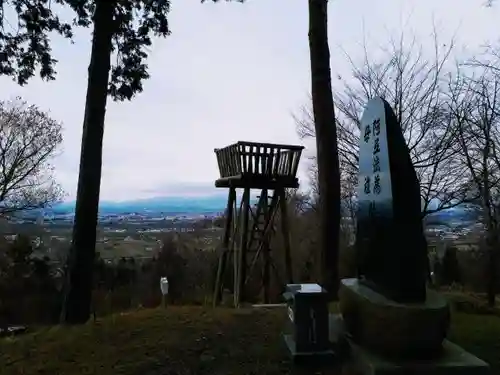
104, 181, 223, 202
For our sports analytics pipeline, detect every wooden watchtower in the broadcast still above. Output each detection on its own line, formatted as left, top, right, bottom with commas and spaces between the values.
212, 141, 304, 307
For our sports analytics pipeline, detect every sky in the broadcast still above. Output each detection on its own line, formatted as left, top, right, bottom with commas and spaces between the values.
1, 0, 500, 202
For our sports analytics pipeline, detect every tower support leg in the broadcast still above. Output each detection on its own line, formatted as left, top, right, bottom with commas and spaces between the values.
213, 187, 236, 307
235, 187, 251, 307
278, 188, 294, 284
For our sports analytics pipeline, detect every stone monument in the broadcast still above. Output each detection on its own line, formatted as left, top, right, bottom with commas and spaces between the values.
355, 97, 428, 303
338, 97, 490, 374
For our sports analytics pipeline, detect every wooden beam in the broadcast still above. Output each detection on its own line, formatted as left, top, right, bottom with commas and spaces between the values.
236, 187, 251, 307
215, 176, 299, 189
213, 187, 236, 307
262, 189, 271, 304
278, 188, 293, 284
233, 195, 244, 307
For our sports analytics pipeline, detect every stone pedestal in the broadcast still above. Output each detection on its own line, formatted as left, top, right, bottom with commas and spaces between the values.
337, 278, 490, 375
339, 278, 449, 359
282, 284, 335, 364
346, 338, 490, 375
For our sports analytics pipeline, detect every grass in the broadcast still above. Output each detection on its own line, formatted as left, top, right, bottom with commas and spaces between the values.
1, 306, 500, 375
449, 312, 500, 370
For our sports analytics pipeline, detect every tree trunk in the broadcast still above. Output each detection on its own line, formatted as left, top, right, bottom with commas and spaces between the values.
308, 0, 341, 299
487, 247, 497, 308
60, 0, 115, 324
482, 150, 497, 307
486, 229, 497, 308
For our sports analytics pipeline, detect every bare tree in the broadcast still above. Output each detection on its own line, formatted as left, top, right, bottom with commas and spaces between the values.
448, 61, 500, 307
296, 31, 471, 216
0, 98, 63, 216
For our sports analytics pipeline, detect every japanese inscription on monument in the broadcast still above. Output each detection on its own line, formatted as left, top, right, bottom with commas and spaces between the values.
358, 105, 392, 222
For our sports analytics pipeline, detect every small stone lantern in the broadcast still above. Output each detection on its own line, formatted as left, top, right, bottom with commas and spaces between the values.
282, 283, 333, 360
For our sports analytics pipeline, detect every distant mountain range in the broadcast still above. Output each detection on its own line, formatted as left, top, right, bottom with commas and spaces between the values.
13, 195, 481, 225
50, 195, 230, 216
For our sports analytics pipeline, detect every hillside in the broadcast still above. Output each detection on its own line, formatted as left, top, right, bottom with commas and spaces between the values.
2, 305, 499, 375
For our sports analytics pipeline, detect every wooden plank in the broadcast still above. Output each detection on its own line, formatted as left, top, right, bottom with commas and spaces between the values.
237, 141, 304, 151
215, 176, 300, 190
213, 187, 236, 307
216, 141, 303, 151
291, 148, 303, 177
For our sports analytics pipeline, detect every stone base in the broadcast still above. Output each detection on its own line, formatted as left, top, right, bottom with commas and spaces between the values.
339, 278, 450, 358
282, 333, 335, 365
347, 339, 490, 375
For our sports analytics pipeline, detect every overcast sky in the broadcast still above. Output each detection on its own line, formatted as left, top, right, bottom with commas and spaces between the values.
0, 0, 499, 201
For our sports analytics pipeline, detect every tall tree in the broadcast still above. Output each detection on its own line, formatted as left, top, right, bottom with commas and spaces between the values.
60, 0, 171, 324
307, 0, 341, 298
0, 98, 63, 216
1, 0, 171, 323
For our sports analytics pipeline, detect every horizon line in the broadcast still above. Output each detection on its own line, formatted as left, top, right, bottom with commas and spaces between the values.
57, 193, 231, 204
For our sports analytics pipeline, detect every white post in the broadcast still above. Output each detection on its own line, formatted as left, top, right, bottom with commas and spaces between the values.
160, 277, 169, 308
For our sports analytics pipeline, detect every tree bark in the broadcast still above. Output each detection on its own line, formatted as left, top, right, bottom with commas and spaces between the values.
308, 0, 341, 298
487, 235, 497, 308
482, 138, 497, 308
60, 0, 115, 324
485, 207, 497, 308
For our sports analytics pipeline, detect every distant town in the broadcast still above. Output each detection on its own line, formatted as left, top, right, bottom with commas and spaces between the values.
0, 197, 486, 267
1, 196, 227, 265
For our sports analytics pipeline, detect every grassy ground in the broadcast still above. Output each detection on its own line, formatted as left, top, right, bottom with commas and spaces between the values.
1, 306, 500, 375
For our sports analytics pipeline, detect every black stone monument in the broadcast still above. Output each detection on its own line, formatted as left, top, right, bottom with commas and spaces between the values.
336, 97, 490, 374
356, 97, 428, 303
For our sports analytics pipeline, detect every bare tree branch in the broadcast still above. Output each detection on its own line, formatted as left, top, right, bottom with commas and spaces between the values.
447, 54, 500, 306
296, 30, 471, 217
0, 98, 64, 216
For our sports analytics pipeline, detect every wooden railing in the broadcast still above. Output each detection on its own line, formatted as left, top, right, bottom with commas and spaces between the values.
215, 141, 304, 179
